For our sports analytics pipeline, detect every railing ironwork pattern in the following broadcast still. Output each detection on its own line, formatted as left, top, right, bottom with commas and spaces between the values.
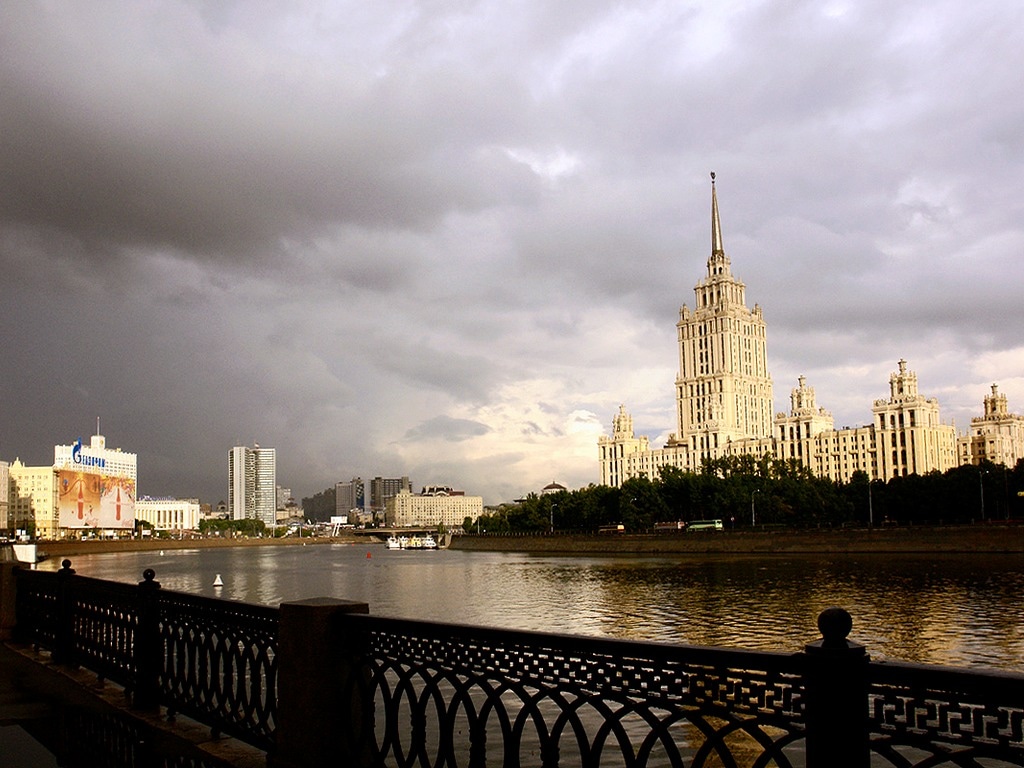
12, 566, 62, 651
157, 588, 278, 750
12, 562, 278, 752
68, 574, 140, 688
867, 660, 1024, 767
343, 614, 807, 767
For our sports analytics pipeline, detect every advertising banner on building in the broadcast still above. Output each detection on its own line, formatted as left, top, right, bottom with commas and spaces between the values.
58, 470, 135, 529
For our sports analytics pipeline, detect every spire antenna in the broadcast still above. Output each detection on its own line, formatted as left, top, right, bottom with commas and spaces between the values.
710, 172, 723, 256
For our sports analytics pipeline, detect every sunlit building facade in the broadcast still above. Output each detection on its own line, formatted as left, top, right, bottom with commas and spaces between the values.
958, 384, 1024, 467
135, 497, 201, 533
8, 461, 57, 539
599, 175, 961, 487
386, 487, 483, 529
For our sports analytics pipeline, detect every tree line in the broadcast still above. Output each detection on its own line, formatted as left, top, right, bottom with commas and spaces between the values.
470, 456, 1024, 534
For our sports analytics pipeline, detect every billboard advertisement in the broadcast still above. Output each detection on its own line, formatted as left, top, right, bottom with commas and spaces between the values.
58, 470, 135, 529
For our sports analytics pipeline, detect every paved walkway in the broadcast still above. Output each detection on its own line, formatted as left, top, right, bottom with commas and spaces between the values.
0, 643, 265, 768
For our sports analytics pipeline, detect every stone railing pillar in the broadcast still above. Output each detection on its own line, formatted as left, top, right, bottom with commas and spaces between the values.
53, 559, 77, 665
133, 568, 162, 710
0, 561, 18, 641
271, 597, 371, 768
804, 607, 869, 767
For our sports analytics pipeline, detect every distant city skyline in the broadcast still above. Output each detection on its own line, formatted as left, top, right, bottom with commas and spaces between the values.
2, 3, 1022, 505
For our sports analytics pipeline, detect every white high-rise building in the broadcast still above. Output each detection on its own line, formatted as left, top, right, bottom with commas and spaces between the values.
228, 444, 277, 526
42, 429, 139, 535
54, 431, 137, 488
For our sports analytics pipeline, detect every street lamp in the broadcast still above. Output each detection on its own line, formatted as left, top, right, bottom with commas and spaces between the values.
550, 504, 557, 534
751, 490, 760, 527
979, 468, 988, 520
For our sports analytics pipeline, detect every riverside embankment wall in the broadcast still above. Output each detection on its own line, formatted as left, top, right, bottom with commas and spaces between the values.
447, 525, 1024, 554
35, 535, 348, 560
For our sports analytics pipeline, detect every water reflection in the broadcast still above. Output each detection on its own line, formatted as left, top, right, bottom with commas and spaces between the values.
44, 545, 1024, 671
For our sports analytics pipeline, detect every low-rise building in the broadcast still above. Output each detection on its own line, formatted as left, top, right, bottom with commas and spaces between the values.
135, 497, 201, 533
386, 488, 483, 529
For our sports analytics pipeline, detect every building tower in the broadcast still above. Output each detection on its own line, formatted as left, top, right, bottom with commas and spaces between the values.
671, 173, 774, 462
370, 476, 412, 518
336, 477, 365, 518
871, 359, 956, 480
228, 444, 277, 527
959, 383, 1024, 468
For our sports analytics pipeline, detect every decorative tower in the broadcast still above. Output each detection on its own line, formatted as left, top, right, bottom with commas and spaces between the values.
673, 173, 774, 462
872, 359, 956, 480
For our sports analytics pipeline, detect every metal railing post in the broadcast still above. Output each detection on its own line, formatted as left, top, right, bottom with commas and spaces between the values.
53, 559, 76, 666
133, 568, 162, 710
803, 607, 870, 767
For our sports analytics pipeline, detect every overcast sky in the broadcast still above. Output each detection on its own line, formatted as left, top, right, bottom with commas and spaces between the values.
2, 1, 1022, 507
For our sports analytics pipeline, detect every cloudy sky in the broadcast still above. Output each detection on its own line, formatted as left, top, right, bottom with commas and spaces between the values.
2, 1, 1022, 506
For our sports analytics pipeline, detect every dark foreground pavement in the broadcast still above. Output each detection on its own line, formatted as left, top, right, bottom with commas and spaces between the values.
0, 642, 265, 768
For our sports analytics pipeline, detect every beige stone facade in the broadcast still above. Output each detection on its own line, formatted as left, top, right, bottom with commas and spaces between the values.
958, 384, 1024, 467
599, 175, 970, 487
386, 488, 484, 529
8, 461, 58, 539
135, 497, 201, 533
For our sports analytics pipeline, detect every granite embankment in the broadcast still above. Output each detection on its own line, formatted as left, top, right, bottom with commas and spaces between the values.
28, 526, 1024, 560
35, 534, 357, 560
448, 525, 1024, 554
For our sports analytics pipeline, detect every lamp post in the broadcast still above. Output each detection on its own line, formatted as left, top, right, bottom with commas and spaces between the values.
979, 468, 987, 520
550, 504, 556, 534
751, 490, 760, 527
868, 480, 874, 528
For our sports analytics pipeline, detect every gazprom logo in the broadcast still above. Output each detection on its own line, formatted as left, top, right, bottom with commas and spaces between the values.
72, 438, 106, 469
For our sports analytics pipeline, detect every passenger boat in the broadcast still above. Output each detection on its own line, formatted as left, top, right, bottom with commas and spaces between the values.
422, 535, 438, 549
385, 536, 401, 549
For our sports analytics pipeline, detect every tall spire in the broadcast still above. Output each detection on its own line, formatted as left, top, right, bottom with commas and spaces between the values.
710, 171, 724, 256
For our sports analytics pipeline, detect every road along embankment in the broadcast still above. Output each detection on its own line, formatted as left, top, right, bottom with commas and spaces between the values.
447, 525, 1024, 555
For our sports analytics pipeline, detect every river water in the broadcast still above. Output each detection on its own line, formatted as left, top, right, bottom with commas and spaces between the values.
44, 543, 1024, 671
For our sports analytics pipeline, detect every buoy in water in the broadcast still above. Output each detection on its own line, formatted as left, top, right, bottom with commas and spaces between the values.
213, 574, 224, 587
366, 551, 372, 559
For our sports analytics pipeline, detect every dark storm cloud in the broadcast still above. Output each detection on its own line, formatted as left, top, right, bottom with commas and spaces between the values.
405, 416, 491, 442
1, 1, 1022, 504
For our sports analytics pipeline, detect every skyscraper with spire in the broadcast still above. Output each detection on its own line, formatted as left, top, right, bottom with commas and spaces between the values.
599, 174, 963, 487
671, 172, 774, 460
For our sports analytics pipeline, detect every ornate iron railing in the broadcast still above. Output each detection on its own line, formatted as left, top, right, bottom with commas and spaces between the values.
868, 660, 1024, 767
156, 581, 278, 749
8, 560, 1024, 767
339, 613, 808, 767
12, 562, 277, 751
